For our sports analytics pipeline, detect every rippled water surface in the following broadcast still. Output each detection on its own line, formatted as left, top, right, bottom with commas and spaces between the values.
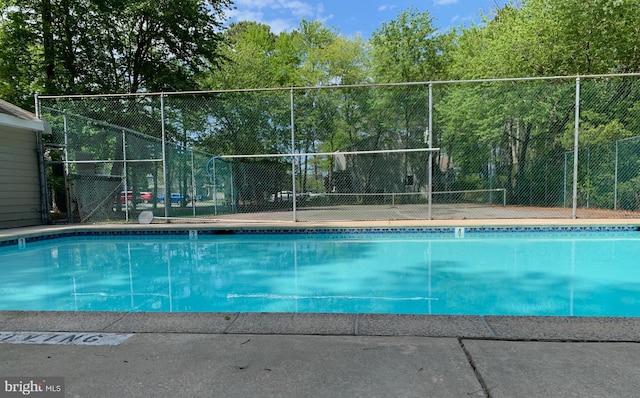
2, 232, 639, 316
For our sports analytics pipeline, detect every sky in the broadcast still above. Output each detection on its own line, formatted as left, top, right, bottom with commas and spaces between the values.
226, 0, 511, 38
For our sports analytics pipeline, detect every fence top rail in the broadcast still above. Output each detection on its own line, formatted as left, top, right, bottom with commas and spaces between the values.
36, 72, 640, 100
615, 135, 640, 144
217, 148, 441, 159
320, 188, 506, 196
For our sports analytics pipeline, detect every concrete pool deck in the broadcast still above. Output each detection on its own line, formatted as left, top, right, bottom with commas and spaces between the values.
3, 312, 640, 397
2, 219, 640, 397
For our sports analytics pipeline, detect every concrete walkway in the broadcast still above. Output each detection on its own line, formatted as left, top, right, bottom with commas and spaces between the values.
2, 311, 640, 397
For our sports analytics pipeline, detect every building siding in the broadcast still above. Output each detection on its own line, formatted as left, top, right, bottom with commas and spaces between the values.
0, 125, 42, 228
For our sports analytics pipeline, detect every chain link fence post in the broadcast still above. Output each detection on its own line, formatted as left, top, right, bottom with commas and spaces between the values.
572, 77, 581, 218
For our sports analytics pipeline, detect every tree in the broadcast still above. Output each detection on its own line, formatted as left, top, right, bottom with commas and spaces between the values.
449, 0, 640, 79
198, 21, 299, 156
0, 2, 45, 107
369, 7, 443, 83
442, 0, 640, 206
366, 8, 442, 195
0, 0, 232, 105
198, 20, 373, 194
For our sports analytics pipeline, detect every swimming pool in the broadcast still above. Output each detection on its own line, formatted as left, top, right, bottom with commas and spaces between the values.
1, 226, 639, 316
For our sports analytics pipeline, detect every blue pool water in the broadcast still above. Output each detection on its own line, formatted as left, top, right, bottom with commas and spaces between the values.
1, 231, 640, 316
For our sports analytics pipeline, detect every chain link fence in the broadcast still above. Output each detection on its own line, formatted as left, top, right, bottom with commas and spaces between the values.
38, 74, 640, 223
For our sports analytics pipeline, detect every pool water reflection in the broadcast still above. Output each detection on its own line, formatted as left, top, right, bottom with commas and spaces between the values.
1, 232, 640, 316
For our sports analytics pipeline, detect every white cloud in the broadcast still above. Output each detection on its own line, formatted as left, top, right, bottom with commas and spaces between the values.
434, 0, 459, 5
232, 0, 318, 18
233, 0, 275, 7
377, 4, 396, 12
278, 0, 315, 18
265, 18, 297, 34
227, 9, 265, 22
229, 0, 334, 33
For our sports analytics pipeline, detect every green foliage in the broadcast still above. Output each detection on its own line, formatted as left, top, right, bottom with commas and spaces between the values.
448, 0, 640, 79
369, 7, 442, 83
0, 3, 44, 108
0, 0, 232, 105
618, 174, 640, 211
559, 78, 640, 149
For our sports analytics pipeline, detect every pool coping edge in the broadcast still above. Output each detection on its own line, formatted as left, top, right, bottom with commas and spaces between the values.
2, 220, 639, 246
2, 311, 640, 342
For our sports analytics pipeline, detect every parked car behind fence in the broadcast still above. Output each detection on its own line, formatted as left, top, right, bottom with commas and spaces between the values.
157, 193, 183, 204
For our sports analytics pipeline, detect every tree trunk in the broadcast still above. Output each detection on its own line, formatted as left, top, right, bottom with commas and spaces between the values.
41, 0, 55, 94
507, 119, 531, 204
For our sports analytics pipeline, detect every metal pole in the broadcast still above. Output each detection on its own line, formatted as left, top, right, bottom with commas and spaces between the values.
36, 130, 50, 225
563, 152, 568, 208
572, 77, 580, 219
428, 82, 434, 220
230, 162, 235, 213
33, 93, 49, 224
191, 150, 196, 218
614, 140, 619, 210
161, 94, 169, 221
290, 88, 297, 222
213, 158, 218, 216
34, 93, 40, 118
122, 129, 129, 222
586, 148, 590, 208
63, 111, 73, 223
488, 148, 493, 204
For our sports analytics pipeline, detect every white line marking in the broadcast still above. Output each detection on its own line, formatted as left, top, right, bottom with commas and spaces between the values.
0, 331, 133, 346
